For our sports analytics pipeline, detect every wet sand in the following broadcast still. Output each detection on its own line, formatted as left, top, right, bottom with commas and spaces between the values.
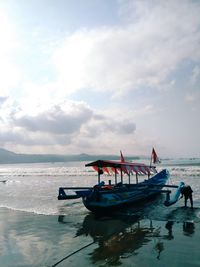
0, 207, 200, 267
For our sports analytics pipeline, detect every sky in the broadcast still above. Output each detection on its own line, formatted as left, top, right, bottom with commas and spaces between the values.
0, 0, 200, 158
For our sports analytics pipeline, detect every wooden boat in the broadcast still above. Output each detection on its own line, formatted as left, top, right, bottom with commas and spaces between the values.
58, 150, 180, 214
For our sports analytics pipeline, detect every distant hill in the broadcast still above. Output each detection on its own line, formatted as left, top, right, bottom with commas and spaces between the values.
0, 148, 139, 164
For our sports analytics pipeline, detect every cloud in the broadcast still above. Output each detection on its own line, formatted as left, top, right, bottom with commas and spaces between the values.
190, 65, 200, 85
0, 10, 20, 96
52, 0, 200, 97
12, 101, 93, 135
1, 0, 200, 156
71, 117, 136, 154
185, 93, 195, 102
185, 91, 200, 104
185, 64, 200, 103
0, 96, 8, 106
0, 99, 137, 153
0, 129, 24, 144
83, 116, 136, 138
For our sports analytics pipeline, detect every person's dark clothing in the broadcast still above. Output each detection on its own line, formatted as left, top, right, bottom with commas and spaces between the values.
180, 185, 193, 208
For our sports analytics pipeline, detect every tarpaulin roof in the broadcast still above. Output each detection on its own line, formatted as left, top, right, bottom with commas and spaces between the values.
85, 160, 156, 175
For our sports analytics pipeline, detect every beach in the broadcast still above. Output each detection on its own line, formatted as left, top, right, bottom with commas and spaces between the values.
0, 207, 200, 267
0, 160, 200, 267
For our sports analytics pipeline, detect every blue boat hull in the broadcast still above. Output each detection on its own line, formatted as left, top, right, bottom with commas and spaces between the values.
82, 169, 169, 214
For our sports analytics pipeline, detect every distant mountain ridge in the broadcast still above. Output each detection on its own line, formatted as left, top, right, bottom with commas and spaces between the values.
0, 148, 139, 164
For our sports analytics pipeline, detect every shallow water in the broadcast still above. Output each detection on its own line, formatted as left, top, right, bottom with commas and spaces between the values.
0, 159, 200, 215
0, 207, 200, 267
0, 159, 200, 266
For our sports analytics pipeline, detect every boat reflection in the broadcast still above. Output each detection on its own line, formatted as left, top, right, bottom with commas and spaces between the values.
75, 214, 157, 265
57, 214, 195, 266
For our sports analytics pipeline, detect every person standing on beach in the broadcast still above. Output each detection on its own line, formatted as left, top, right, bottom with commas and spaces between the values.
180, 184, 193, 208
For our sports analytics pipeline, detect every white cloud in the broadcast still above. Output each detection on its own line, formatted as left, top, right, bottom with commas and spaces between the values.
185, 90, 200, 104
1, 0, 200, 156
0, 96, 8, 106
82, 116, 136, 138
185, 93, 195, 102
0, 10, 21, 96
0, 99, 137, 153
190, 65, 200, 85
12, 101, 93, 135
51, 0, 200, 97
185, 64, 200, 104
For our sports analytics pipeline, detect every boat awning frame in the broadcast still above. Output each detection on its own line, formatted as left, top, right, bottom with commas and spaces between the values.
85, 160, 156, 175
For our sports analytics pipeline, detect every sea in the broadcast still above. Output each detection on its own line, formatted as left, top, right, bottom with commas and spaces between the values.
0, 158, 200, 267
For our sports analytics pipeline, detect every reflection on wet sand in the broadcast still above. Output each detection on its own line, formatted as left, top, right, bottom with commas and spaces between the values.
183, 221, 195, 236
76, 214, 154, 265
166, 220, 195, 235
57, 213, 196, 266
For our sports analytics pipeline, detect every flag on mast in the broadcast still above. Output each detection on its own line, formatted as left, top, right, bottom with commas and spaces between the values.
120, 150, 125, 162
151, 148, 161, 164
120, 151, 129, 174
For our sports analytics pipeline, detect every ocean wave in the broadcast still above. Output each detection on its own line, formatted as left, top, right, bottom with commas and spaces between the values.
157, 165, 200, 178
0, 205, 60, 215
0, 167, 95, 177
0, 201, 86, 216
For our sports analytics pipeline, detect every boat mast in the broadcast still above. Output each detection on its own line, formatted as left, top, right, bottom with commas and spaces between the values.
120, 168, 123, 184
115, 168, 117, 185
98, 168, 101, 184
136, 172, 138, 184
150, 149, 153, 168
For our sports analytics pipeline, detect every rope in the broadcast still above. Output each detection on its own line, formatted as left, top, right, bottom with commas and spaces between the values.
51, 241, 95, 267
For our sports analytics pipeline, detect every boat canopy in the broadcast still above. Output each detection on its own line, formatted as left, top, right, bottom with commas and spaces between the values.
85, 160, 156, 175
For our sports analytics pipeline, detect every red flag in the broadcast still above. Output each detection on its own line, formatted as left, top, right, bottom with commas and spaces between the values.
120, 151, 129, 174
120, 150, 125, 162
152, 148, 161, 164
